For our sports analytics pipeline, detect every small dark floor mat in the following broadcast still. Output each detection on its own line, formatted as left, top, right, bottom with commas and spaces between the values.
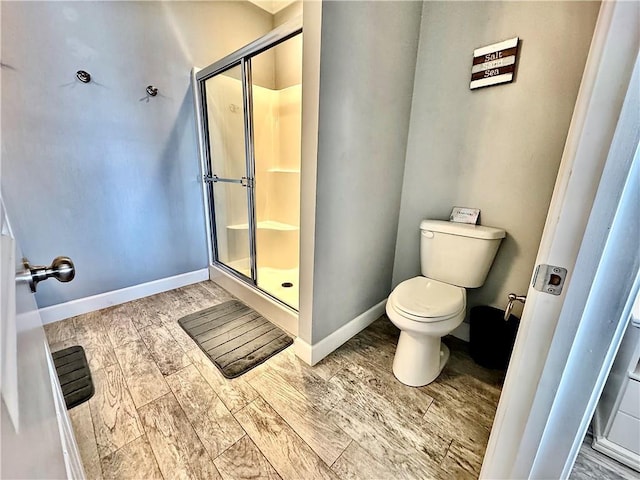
52, 346, 94, 410
178, 300, 293, 379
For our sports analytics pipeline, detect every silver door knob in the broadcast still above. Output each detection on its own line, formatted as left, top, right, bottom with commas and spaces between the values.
20, 256, 75, 292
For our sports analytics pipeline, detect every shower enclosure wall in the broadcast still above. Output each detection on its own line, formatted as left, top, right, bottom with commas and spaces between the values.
193, 20, 302, 311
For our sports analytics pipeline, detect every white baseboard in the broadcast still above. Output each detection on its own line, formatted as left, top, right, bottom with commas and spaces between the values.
294, 299, 387, 366
293, 337, 313, 365
592, 436, 640, 472
38, 269, 209, 325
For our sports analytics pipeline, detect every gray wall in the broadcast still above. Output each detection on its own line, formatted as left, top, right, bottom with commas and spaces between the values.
310, 1, 423, 343
1, 1, 273, 307
393, 1, 600, 317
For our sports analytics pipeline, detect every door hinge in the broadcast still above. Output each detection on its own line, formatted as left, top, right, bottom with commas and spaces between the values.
532, 264, 567, 296
203, 174, 218, 183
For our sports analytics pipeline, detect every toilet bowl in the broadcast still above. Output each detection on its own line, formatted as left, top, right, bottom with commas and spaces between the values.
387, 219, 505, 387
386, 276, 466, 386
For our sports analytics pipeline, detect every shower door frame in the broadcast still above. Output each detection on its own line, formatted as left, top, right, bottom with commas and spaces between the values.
193, 17, 303, 308
199, 59, 257, 284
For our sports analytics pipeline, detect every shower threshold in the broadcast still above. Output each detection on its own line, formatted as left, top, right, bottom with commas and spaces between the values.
228, 263, 299, 311
209, 264, 298, 337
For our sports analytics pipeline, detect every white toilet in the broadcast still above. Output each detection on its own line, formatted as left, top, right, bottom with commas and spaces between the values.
386, 219, 505, 387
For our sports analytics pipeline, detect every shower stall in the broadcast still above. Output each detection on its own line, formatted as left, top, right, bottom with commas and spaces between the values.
193, 20, 302, 311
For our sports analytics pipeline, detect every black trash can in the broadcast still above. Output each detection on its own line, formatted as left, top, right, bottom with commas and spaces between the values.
469, 306, 520, 370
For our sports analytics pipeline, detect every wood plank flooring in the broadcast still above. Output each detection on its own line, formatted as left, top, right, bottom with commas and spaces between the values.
570, 432, 639, 480
44, 282, 505, 480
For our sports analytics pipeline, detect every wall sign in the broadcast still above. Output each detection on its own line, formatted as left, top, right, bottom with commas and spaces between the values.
470, 37, 520, 90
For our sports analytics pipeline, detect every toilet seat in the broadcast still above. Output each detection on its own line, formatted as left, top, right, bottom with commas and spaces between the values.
391, 276, 465, 321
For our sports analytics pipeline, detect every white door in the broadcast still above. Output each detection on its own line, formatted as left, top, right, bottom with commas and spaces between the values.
0, 201, 83, 478
481, 1, 639, 477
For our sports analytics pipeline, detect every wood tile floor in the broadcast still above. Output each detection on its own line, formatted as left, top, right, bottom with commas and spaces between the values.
44, 281, 505, 480
570, 432, 639, 480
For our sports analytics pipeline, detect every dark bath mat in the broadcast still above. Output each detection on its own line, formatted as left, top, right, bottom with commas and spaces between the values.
178, 299, 292, 379
52, 345, 94, 410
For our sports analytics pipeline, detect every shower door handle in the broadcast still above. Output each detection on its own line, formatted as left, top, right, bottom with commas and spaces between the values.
204, 175, 244, 183
204, 174, 242, 184
203, 175, 253, 188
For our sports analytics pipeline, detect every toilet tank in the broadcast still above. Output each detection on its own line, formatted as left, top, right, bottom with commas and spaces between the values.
420, 220, 506, 288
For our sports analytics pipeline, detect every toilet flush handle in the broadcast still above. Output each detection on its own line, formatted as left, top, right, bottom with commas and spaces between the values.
422, 230, 435, 238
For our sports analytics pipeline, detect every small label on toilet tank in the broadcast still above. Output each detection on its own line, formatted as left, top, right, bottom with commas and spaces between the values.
450, 207, 480, 224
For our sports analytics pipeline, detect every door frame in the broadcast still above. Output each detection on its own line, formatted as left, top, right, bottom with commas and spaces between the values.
481, 1, 640, 477
197, 59, 257, 283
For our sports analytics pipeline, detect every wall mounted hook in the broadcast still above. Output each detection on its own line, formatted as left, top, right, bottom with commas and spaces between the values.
146, 85, 158, 97
76, 70, 91, 83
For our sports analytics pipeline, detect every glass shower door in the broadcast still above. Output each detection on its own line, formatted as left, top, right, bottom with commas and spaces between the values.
195, 19, 302, 311
202, 64, 255, 280
251, 36, 302, 310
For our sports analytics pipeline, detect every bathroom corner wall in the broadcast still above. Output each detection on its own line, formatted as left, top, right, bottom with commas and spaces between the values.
274, 1, 302, 89
308, 1, 423, 344
1, 1, 273, 307
392, 1, 600, 316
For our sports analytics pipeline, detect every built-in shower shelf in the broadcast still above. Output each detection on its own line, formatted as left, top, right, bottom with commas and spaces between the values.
227, 220, 299, 231
267, 167, 300, 173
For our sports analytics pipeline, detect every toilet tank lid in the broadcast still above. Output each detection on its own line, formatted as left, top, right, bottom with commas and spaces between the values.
420, 220, 506, 240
